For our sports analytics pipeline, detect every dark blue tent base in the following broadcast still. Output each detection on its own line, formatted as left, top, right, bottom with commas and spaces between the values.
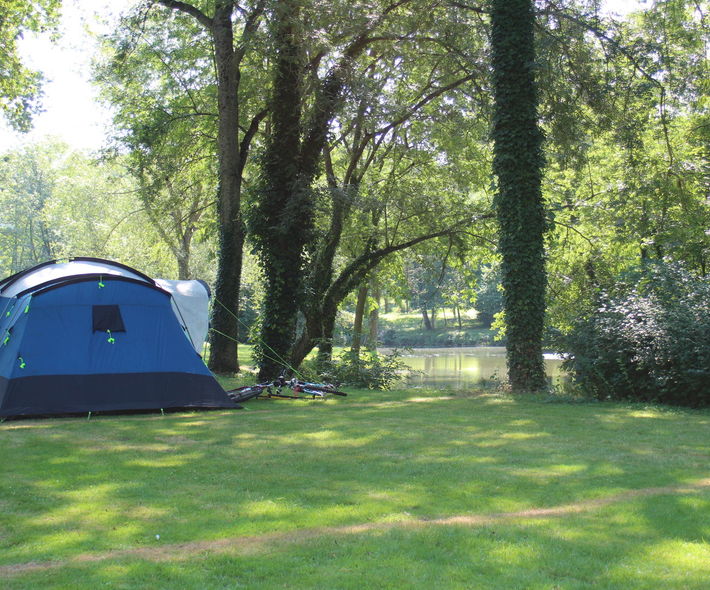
0, 372, 240, 417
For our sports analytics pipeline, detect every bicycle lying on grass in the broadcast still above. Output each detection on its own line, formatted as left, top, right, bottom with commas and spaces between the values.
226, 376, 347, 404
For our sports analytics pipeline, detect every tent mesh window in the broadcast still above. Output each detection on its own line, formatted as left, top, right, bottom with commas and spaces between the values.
92, 305, 126, 332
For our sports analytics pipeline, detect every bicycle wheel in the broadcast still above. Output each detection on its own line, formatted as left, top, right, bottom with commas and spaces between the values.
227, 386, 264, 403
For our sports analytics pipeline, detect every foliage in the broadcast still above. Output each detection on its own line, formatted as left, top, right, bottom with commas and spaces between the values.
306, 348, 413, 389
379, 326, 494, 348
490, 0, 547, 390
0, 0, 60, 130
0, 140, 177, 278
541, 1, 710, 333
404, 255, 448, 327
560, 262, 710, 408
95, 11, 220, 280
0, 142, 57, 269
473, 263, 503, 328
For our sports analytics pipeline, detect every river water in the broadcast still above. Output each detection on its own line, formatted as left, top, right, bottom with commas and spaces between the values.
383, 346, 567, 389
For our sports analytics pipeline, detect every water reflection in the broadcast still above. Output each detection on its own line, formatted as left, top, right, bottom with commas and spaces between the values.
383, 346, 566, 389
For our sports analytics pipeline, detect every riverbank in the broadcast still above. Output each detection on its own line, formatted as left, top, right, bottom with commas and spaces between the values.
339, 309, 498, 348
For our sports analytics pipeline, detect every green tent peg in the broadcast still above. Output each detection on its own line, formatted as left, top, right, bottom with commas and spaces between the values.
18, 357, 26, 369
2, 332, 9, 346
98, 276, 105, 288
106, 330, 115, 344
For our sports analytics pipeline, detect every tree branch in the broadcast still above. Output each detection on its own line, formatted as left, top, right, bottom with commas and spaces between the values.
373, 72, 477, 137
325, 212, 495, 308
238, 108, 268, 178
153, 0, 213, 30
235, 0, 266, 63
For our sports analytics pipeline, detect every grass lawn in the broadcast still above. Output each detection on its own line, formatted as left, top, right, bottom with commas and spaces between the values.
1, 387, 708, 589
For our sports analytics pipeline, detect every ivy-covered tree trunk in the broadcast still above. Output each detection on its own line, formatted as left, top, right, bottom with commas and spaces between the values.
251, 0, 309, 380
251, 2, 372, 378
490, 0, 547, 391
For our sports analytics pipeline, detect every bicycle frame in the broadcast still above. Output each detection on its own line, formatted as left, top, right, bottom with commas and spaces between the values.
225, 376, 347, 403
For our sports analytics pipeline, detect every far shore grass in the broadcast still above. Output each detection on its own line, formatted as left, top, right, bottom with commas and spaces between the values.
1, 388, 708, 589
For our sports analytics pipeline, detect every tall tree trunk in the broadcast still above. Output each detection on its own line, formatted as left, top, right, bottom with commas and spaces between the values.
208, 4, 243, 373
351, 283, 369, 355
253, 1, 374, 378
490, 0, 547, 391
153, 1, 256, 374
253, 0, 306, 380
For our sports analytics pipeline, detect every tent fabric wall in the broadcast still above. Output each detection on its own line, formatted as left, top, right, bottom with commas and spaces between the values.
0, 259, 236, 417
154, 278, 211, 352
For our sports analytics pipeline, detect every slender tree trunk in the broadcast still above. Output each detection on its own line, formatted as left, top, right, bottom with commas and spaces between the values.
456, 305, 462, 329
421, 308, 433, 330
316, 308, 337, 369
490, 0, 547, 391
351, 283, 368, 355
366, 278, 379, 351
176, 251, 190, 280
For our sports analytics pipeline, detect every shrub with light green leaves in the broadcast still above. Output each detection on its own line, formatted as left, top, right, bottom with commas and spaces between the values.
310, 349, 413, 389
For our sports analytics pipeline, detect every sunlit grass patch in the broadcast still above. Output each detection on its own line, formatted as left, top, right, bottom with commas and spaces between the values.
1, 389, 708, 588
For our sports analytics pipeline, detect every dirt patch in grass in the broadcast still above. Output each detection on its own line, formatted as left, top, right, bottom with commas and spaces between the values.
3, 478, 708, 577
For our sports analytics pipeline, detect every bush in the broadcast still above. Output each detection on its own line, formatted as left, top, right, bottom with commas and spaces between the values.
310, 349, 413, 390
559, 263, 710, 407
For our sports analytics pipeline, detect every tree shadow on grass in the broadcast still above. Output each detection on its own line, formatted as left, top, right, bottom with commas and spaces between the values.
3, 492, 710, 590
0, 390, 708, 584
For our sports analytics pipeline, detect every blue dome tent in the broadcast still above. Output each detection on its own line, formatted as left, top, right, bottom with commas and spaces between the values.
0, 258, 238, 417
